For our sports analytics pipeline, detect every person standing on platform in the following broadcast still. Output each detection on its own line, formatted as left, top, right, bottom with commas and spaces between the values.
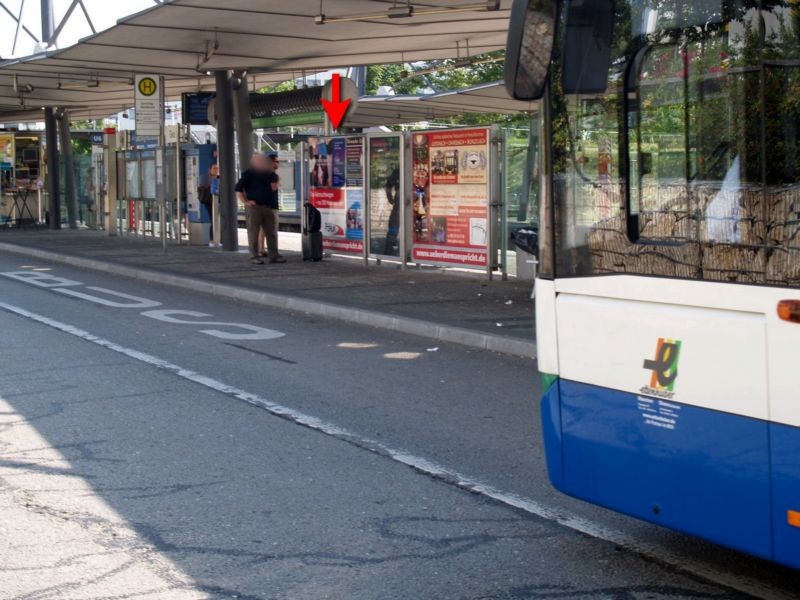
257, 152, 284, 260
236, 154, 286, 265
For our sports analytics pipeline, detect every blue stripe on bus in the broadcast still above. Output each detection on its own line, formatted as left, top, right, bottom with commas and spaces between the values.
770, 421, 800, 569
541, 379, 800, 567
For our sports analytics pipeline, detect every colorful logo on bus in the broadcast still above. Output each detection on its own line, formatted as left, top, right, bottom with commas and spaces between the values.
642, 338, 682, 397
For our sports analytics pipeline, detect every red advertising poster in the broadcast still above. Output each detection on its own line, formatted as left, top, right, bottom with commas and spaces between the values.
411, 128, 490, 267
129, 199, 136, 232
308, 137, 364, 254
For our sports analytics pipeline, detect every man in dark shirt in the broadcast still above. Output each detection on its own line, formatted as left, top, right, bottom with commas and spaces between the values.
236, 154, 285, 264
257, 152, 285, 258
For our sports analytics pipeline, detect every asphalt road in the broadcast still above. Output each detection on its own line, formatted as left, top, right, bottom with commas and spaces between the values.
0, 252, 797, 599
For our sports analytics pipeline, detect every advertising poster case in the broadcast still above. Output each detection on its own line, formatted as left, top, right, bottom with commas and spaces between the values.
368, 135, 402, 257
309, 136, 364, 254
0, 133, 13, 220
0, 133, 14, 195
411, 128, 491, 267
0, 133, 14, 168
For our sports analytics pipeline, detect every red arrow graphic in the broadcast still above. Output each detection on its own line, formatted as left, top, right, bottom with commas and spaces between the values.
321, 73, 351, 129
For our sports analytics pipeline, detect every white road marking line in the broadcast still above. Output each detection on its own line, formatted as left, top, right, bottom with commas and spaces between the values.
0, 300, 788, 600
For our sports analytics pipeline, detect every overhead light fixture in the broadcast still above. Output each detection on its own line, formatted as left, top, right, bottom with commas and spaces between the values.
315, 1, 499, 24
196, 36, 220, 71
12, 74, 34, 94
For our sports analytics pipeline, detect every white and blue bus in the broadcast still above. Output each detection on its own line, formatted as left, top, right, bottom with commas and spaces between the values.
505, 0, 800, 569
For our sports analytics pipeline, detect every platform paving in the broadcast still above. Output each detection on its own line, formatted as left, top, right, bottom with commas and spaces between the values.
0, 229, 536, 357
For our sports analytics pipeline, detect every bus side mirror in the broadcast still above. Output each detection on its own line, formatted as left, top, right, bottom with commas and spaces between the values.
504, 0, 559, 100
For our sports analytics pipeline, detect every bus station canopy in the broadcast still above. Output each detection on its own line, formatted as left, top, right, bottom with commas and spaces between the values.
0, 0, 513, 122
347, 81, 535, 127
247, 81, 534, 129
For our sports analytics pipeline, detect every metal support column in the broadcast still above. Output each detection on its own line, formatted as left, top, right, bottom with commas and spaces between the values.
488, 126, 502, 281
103, 128, 117, 236
41, 0, 54, 44
215, 70, 238, 251
175, 125, 183, 244
500, 130, 509, 280
44, 107, 60, 229
157, 146, 167, 252
232, 71, 253, 172
351, 66, 367, 96
158, 75, 167, 252
57, 109, 78, 228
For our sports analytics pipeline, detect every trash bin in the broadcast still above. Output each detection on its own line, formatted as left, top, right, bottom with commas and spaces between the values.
188, 202, 211, 246
512, 227, 538, 280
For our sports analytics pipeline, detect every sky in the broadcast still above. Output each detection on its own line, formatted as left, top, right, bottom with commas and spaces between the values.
0, 0, 155, 59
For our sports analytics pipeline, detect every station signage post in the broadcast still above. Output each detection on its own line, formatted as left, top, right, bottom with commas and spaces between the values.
135, 75, 164, 141
134, 74, 167, 251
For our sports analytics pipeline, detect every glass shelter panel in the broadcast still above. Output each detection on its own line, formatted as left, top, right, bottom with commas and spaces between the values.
368, 135, 403, 258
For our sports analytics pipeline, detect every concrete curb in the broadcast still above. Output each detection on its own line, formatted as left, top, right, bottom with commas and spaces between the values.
0, 241, 537, 359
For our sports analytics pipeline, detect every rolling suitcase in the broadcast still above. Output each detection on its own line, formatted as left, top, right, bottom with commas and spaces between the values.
302, 231, 323, 262
302, 203, 323, 262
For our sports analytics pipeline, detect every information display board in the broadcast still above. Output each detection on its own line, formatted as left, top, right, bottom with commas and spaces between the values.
368, 135, 402, 257
181, 92, 214, 126
411, 128, 491, 268
308, 136, 364, 254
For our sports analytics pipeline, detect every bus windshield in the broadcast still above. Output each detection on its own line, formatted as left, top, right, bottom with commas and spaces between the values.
548, 0, 800, 287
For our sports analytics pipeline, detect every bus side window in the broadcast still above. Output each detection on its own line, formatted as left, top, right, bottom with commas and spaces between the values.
626, 41, 696, 244
562, 0, 614, 94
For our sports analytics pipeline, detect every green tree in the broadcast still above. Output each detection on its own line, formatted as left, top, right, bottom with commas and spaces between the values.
256, 80, 300, 93
424, 51, 505, 91
366, 64, 423, 95
69, 119, 103, 156
366, 52, 530, 127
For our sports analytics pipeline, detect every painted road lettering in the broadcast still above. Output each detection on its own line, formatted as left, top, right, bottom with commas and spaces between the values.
2, 271, 83, 288
1, 270, 285, 342
141, 310, 284, 341
55, 286, 162, 308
